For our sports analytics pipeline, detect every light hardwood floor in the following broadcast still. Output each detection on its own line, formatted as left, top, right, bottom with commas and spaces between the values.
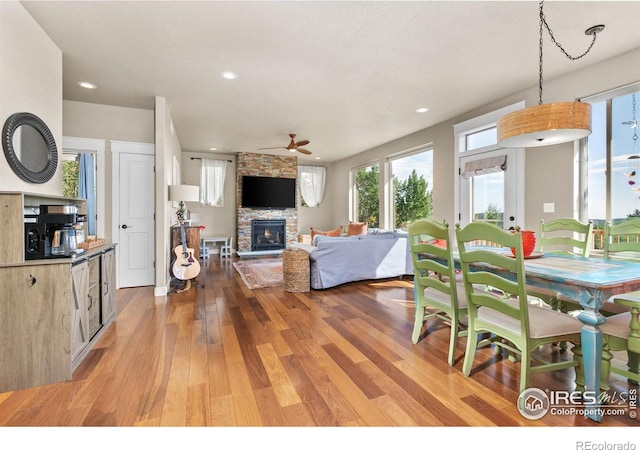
0, 255, 637, 432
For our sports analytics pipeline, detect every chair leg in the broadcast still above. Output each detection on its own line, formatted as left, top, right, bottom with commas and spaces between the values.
462, 328, 479, 377
627, 350, 640, 385
412, 305, 425, 344
447, 319, 458, 366
519, 346, 531, 394
600, 340, 614, 393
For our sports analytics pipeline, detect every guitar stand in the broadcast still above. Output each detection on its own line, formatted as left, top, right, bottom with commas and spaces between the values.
168, 276, 203, 294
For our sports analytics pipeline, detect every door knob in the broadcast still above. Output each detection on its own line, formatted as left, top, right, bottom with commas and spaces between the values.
121, 224, 129, 229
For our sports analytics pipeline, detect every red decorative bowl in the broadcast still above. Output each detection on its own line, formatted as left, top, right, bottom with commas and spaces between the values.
510, 230, 536, 257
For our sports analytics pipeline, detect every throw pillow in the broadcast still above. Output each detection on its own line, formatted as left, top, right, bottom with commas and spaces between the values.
310, 226, 342, 240
347, 221, 368, 236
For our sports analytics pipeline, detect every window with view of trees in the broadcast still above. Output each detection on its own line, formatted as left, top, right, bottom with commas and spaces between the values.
390, 149, 433, 229
353, 148, 434, 230
354, 164, 380, 227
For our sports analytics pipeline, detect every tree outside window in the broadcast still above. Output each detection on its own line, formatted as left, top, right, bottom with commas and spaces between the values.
355, 164, 380, 227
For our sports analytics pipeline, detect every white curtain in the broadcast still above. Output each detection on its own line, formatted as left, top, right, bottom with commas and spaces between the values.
200, 158, 227, 206
298, 165, 326, 207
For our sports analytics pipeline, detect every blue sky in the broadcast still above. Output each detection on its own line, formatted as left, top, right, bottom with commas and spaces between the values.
588, 91, 640, 221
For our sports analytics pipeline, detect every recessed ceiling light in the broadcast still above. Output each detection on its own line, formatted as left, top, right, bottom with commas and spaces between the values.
78, 81, 97, 89
209, 147, 217, 151
314, 156, 321, 160
221, 71, 238, 80
416, 107, 429, 113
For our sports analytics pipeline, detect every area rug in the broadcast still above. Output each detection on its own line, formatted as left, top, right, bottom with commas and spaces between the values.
233, 258, 283, 289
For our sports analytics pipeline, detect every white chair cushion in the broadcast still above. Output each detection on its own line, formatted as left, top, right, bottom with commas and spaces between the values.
600, 312, 632, 340
422, 281, 467, 309
477, 299, 583, 339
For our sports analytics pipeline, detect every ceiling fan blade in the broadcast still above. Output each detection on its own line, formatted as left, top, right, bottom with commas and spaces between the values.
258, 146, 287, 150
295, 140, 310, 146
296, 148, 312, 155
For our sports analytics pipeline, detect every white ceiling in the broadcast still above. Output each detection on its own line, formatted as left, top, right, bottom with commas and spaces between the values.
20, 1, 640, 162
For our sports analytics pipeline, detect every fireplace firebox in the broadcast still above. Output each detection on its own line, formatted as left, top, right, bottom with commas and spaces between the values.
251, 219, 286, 251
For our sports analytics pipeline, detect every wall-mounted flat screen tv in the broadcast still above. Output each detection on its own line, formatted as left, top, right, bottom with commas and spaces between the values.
241, 176, 296, 209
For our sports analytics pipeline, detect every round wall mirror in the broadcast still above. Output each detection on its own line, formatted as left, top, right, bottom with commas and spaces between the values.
2, 112, 58, 184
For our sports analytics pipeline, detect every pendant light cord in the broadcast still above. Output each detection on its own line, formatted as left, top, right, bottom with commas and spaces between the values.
538, 0, 601, 105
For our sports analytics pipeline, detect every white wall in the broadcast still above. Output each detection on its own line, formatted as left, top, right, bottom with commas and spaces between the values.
63, 100, 155, 240
63, 100, 154, 143
181, 152, 237, 244
154, 97, 183, 296
328, 47, 640, 233
0, 2, 62, 194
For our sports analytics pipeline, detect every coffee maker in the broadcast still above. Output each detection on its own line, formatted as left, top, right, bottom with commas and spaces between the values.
24, 205, 86, 260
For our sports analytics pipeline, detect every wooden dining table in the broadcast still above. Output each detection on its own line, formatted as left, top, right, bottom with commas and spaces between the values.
418, 250, 640, 422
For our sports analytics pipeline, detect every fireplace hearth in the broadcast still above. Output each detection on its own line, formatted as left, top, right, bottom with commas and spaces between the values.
251, 219, 286, 251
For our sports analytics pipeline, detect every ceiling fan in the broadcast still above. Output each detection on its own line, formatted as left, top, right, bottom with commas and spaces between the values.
259, 133, 312, 155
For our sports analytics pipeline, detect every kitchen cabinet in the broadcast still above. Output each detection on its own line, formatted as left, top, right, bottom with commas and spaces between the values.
0, 191, 114, 392
70, 246, 117, 371
0, 191, 87, 265
0, 244, 117, 392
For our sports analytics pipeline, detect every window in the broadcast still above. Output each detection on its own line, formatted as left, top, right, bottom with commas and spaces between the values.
455, 103, 525, 229
353, 163, 380, 228
582, 83, 640, 239
388, 147, 433, 229
62, 137, 105, 237
298, 165, 326, 207
62, 151, 97, 235
200, 158, 227, 206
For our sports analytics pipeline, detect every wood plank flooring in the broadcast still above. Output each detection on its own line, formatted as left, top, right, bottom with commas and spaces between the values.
0, 255, 637, 435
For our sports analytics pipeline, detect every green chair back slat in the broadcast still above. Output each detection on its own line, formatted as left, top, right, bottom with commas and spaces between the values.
538, 217, 593, 257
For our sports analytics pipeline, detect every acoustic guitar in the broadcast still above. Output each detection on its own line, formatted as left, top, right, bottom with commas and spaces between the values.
172, 222, 201, 281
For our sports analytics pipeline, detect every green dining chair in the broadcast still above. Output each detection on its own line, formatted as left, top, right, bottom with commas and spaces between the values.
599, 296, 640, 390
532, 218, 594, 315
408, 219, 467, 366
599, 218, 640, 389
538, 218, 593, 257
455, 222, 583, 393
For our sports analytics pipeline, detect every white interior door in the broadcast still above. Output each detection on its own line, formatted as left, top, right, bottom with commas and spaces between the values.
112, 142, 155, 288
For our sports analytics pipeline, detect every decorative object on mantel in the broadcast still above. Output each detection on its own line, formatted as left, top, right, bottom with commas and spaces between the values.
496, 0, 604, 148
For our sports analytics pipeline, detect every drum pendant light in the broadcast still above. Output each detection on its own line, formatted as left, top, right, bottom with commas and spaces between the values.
497, 1, 604, 148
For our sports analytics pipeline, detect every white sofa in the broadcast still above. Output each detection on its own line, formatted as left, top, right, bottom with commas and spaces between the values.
295, 231, 413, 289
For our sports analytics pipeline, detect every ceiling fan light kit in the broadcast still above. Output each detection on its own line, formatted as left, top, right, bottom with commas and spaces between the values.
496, 0, 604, 148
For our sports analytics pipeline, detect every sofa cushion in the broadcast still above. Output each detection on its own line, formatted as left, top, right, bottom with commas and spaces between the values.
347, 221, 368, 236
310, 226, 341, 240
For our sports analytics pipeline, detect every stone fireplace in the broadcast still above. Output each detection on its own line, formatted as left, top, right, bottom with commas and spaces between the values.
236, 152, 298, 254
251, 219, 286, 251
